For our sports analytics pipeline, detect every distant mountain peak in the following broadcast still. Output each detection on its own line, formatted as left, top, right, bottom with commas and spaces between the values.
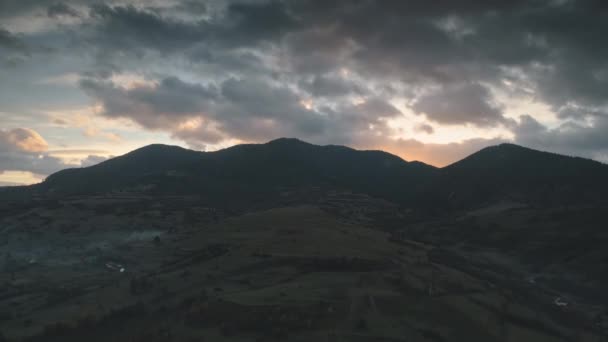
475, 143, 529, 153
496, 142, 524, 149
461, 142, 604, 166
127, 143, 190, 154
266, 137, 311, 146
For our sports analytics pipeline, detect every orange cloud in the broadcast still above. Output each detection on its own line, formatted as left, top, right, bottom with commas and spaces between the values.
3, 128, 48, 152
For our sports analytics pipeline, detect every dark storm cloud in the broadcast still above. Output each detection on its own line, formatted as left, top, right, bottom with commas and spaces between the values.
412, 83, 506, 127
514, 114, 608, 162
84, 1, 296, 57
0, 0, 98, 19
222, 78, 322, 127
75, 0, 603, 107
0, 28, 25, 50
298, 74, 365, 98
186, 48, 268, 76
281, 27, 355, 74
556, 104, 607, 120
281, 1, 533, 81
0, 0, 52, 18
87, 4, 205, 54
0, 27, 30, 65
79, 76, 218, 129
492, 2, 608, 116
172, 0, 208, 14
286, 0, 607, 118
47, 2, 80, 18
222, 0, 296, 45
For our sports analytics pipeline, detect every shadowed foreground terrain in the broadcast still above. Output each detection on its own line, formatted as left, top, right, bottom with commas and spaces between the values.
1, 139, 607, 341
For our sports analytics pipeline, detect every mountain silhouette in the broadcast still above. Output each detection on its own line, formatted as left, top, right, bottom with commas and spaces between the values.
38, 138, 438, 206
8, 138, 608, 209
42, 144, 202, 194
437, 143, 608, 207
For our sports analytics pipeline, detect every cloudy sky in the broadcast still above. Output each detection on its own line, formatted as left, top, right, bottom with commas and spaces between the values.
1, 0, 608, 185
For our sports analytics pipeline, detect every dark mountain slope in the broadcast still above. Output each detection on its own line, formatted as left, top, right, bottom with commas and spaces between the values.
8, 139, 608, 209
198, 138, 437, 200
36, 138, 438, 205
437, 143, 608, 207
41, 144, 203, 194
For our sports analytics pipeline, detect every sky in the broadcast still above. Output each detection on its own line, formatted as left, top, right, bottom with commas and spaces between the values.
1, 0, 608, 185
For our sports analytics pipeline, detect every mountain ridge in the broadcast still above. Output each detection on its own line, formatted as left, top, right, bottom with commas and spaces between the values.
32, 138, 437, 207
4, 138, 608, 209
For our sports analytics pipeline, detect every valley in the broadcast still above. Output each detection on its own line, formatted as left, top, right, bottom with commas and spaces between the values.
1, 193, 606, 341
